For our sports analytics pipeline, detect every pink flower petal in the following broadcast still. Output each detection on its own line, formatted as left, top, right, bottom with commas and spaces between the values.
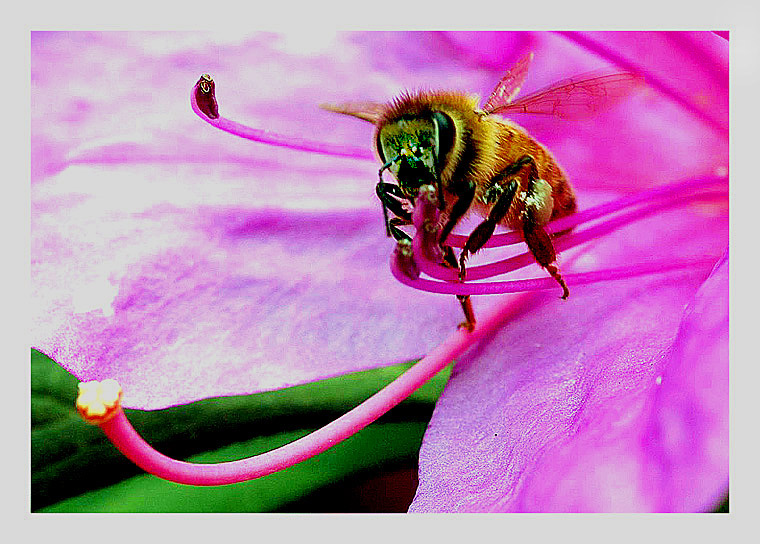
33, 185, 464, 409
641, 252, 728, 512
444, 31, 728, 191
32, 33, 729, 515
411, 199, 727, 512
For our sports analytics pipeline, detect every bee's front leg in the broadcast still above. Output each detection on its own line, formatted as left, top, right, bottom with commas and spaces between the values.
436, 183, 477, 331
388, 217, 412, 242
376, 181, 413, 239
438, 180, 476, 247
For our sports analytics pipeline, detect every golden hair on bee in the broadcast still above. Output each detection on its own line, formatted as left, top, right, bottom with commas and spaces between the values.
379, 90, 503, 192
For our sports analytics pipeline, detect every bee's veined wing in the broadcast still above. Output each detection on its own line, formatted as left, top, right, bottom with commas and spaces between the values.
487, 71, 646, 120
481, 52, 535, 112
320, 101, 387, 124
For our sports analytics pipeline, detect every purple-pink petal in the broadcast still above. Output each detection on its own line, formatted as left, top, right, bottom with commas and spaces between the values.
442, 31, 728, 192
35, 30, 716, 409
405, 30, 729, 513
410, 200, 728, 512
33, 195, 461, 409
641, 252, 728, 512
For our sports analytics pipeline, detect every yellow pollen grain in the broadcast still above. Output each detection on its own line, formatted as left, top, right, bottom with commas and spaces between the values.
76, 379, 123, 424
87, 402, 107, 417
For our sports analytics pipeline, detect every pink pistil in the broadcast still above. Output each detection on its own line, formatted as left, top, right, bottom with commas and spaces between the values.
97, 290, 532, 486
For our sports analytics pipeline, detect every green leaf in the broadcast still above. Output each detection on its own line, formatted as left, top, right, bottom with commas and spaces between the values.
32, 349, 450, 512
713, 495, 729, 513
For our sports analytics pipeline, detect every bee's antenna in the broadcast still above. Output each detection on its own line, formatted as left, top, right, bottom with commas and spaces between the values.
378, 158, 395, 178
378, 158, 397, 238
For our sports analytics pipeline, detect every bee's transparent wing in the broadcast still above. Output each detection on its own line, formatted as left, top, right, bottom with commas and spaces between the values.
482, 52, 534, 112
320, 101, 387, 124
487, 71, 646, 120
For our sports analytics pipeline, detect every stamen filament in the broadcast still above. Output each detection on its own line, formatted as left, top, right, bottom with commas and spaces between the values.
410, 177, 726, 288
94, 291, 533, 486
391, 255, 720, 295
191, 75, 375, 161
554, 31, 729, 136
444, 175, 727, 249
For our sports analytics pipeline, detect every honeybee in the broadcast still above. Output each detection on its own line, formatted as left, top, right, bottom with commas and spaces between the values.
323, 53, 644, 331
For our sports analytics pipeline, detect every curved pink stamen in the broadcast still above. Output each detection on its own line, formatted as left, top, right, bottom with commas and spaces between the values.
392, 255, 720, 296
191, 76, 375, 161
403, 176, 726, 293
444, 175, 727, 249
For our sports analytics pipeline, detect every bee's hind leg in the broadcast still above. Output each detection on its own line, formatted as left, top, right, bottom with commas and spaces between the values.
441, 246, 477, 332
458, 179, 519, 280
522, 179, 570, 299
458, 155, 539, 279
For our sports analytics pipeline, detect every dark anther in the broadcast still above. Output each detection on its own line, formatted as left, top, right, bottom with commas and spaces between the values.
194, 74, 219, 120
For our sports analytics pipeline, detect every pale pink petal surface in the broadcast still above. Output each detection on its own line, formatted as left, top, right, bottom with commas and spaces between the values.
33, 32, 501, 409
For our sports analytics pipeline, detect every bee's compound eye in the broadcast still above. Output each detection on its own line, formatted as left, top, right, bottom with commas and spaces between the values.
431, 111, 455, 170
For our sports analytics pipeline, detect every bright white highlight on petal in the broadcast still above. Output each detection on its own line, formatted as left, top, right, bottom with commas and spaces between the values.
72, 274, 118, 317
277, 31, 339, 56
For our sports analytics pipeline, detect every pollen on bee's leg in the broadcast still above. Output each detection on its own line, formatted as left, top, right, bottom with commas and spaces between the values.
393, 239, 420, 279
76, 379, 123, 425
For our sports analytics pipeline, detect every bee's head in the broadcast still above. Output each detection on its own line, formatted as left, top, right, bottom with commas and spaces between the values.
376, 112, 454, 196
